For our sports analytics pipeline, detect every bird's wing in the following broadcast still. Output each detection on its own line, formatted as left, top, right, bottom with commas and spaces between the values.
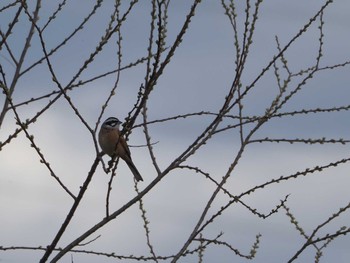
118, 134, 131, 158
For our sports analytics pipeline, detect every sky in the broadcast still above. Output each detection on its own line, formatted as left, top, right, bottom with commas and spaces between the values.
1, 0, 350, 262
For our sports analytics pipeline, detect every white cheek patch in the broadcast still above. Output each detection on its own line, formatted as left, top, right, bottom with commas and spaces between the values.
106, 121, 117, 127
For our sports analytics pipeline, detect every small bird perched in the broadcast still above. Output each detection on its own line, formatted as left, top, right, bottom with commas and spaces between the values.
98, 117, 143, 182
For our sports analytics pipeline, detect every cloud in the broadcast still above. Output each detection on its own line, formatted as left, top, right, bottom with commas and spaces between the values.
1, 1, 350, 262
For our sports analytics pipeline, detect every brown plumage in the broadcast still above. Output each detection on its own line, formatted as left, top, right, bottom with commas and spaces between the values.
99, 117, 143, 182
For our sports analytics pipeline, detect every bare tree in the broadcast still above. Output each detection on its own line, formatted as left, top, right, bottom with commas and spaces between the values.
1, 0, 350, 262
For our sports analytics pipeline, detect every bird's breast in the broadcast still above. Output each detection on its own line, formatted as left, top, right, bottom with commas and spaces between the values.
98, 128, 120, 157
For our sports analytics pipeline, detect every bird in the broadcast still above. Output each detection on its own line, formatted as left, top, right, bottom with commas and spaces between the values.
98, 117, 143, 182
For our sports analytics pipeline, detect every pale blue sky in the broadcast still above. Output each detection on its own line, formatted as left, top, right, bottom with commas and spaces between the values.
1, 1, 350, 262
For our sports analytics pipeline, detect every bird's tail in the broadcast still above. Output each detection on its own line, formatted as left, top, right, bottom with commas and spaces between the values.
125, 158, 143, 182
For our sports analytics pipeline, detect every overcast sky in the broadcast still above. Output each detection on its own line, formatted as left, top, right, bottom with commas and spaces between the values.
1, 1, 350, 262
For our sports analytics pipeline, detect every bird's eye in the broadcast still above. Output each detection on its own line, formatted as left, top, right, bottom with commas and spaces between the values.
104, 117, 120, 127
